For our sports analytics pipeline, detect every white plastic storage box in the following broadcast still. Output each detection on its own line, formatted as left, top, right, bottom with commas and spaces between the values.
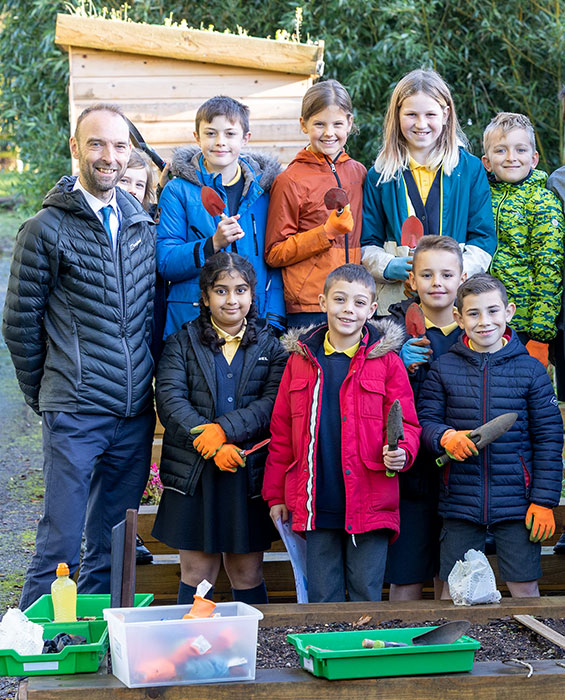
103, 602, 263, 688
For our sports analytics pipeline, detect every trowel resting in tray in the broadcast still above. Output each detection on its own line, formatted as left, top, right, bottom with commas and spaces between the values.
362, 620, 471, 648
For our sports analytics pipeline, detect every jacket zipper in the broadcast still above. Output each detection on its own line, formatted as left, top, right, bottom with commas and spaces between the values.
251, 214, 259, 255
114, 226, 133, 416
323, 153, 349, 263
302, 342, 323, 531
70, 318, 82, 390
494, 187, 510, 234
481, 354, 488, 523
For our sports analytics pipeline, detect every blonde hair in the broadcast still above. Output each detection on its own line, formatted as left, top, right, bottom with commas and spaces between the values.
126, 148, 156, 211
374, 70, 467, 183
482, 112, 536, 154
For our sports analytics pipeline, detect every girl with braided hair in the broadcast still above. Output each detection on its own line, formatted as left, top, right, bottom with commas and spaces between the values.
152, 252, 287, 604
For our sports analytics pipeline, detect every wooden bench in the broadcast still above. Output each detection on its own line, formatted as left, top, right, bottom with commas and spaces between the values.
136, 503, 565, 604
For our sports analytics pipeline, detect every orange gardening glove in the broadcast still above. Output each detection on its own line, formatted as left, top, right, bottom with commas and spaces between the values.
440, 429, 478, 461
525, 503, 555, 542
214, 444, 246, 472
526, 340, 549, 368
323, 204, 354, 238
190, 423, 226, 459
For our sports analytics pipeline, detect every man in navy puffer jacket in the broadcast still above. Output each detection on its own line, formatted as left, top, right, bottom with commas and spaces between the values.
419, 274, 563, 599
3, 104, 156, 608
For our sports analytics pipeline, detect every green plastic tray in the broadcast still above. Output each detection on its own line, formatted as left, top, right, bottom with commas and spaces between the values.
0, 620, 109, 677
287, 626, 481, 680
24, 593, 154, 622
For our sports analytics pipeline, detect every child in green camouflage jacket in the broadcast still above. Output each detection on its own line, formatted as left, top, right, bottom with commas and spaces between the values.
482, 112, 564, 367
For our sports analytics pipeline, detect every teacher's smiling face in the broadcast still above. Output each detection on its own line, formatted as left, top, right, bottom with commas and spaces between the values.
70, 109, 131, 203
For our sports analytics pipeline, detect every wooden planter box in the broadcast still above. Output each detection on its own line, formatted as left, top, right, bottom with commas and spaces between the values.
55, 14, 324, 167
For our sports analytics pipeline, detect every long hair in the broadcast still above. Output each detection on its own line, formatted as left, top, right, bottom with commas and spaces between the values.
126, 148, 156, 211
375, 69, 468, 183
197, 252, 258, 352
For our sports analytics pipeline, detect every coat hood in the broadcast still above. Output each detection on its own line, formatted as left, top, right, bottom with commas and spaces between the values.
281, 318, 404, 360
171, 146, 281, 193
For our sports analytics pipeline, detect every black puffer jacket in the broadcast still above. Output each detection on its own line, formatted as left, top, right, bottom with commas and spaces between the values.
156, 320, 287, 497
2, 176, 155, 415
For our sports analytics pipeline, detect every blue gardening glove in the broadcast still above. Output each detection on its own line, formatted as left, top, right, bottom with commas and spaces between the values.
383, 256, 412, 281
399, 337, 432, 370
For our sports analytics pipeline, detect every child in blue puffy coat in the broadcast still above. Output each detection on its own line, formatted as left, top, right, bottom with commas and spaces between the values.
419, 274, 563, 599
156, 96, 285, 338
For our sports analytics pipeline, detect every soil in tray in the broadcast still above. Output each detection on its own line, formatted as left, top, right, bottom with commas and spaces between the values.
257, 617, 565, 668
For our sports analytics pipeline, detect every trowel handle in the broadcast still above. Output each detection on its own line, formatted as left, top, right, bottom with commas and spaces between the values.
436, 453, 450, 467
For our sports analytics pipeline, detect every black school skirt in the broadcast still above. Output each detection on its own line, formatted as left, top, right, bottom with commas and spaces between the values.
152, 460, 278, 553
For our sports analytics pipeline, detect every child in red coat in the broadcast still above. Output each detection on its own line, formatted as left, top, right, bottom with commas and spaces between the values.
262, 264, 421, 601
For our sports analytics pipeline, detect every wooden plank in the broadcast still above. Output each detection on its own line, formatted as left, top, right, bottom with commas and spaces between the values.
70, 48, 314, 79
514, 614, 565, 650
72, 76, 311, 101
122, 120, 304, 145
121, 509, 137, 608
72, 97, 303, 121
20, 660, 565, 699
258, 597, 565, 626
56, 15, 324, 77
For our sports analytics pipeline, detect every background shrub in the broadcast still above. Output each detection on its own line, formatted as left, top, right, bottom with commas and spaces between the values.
0, 0, 562, 210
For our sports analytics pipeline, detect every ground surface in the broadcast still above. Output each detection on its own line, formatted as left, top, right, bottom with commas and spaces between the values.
0, 204, 44, 700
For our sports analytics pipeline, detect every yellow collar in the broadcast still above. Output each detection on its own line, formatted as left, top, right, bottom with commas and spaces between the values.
424, 311, 458, 336
323, 331, 359, 357
211, 316, 247, 341
468, 336, 508, 351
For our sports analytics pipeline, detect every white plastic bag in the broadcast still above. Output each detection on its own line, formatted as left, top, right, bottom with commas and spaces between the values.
447, 548, 502, 606
0, 608, 44, 655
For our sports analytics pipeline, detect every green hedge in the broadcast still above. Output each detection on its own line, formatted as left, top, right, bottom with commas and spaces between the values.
0, 0, 562, 210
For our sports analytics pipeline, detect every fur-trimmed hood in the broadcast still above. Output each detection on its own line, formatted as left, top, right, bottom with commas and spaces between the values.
170, 145, 281, 193
281, 318, 404, 360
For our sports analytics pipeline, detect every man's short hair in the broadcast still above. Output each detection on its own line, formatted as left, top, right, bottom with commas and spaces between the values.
412, 235, 463, 271
323, 263, 377, 299
75, 103, 128, 139
456, 273, 508, 312
483, 112, 536, 153
195, 96, 250, 134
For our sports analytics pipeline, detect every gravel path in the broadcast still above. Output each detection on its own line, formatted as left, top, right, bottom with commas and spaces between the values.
0, 236, 44, 700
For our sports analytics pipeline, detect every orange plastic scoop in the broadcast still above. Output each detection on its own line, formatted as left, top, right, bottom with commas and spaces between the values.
201, 186, 227, 219
400, 216, 424, 250
405, 302, 426, 337
324, 187, 349, 214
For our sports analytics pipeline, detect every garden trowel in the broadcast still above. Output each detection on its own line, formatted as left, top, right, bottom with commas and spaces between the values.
361, 620, 471, 648
324, 187, 350, 263
385, 399, 404, 478
200, 186, 227, 220
436, 412, 518, 467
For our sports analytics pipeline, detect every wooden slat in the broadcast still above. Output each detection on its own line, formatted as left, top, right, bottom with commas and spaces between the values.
73, 76, 310, 101
70, 48, 310, 79
20, 660, 565, 699
514, 614, 565, 650
72, 97, 303, 121
123, 120, 304, 145
56, 15, 324, 77
258, 597, 565, 626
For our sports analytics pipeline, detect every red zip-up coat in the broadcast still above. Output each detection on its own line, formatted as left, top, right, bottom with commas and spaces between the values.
262, 320, 421, 540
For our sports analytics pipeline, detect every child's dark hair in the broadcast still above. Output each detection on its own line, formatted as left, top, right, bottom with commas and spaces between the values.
456, 273, 508, 312
195, 96, 250, 134
197, 252, 258, 352
413, 235, 463, 271
323, 263, 377, 300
